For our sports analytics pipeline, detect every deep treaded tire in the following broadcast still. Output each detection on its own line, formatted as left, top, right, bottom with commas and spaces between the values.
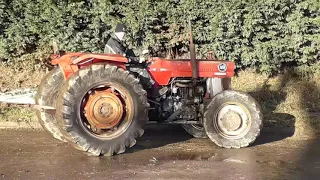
35, 67, 67, 142
55, 64, 149, 156
182, 124, 207, 138
204, 90, 263, 148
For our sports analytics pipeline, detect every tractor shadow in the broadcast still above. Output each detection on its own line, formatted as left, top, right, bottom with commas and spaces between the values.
254, 121, 295, 146
246, 72, 296, 146
127, 124, 192, 153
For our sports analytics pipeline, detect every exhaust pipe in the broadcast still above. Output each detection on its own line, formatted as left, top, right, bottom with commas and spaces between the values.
189, 20, 198, 80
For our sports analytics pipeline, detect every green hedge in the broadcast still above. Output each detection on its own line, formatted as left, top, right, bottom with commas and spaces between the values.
0, 0, 319, 74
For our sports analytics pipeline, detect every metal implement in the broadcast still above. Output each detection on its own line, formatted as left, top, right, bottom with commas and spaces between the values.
0, 88, 55, 110
0, 88, 36, 105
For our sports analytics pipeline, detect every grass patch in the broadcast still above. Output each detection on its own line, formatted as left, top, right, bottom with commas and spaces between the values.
0, 105, 37, 123
0, 65, 45, 122
0, 65, 46, 92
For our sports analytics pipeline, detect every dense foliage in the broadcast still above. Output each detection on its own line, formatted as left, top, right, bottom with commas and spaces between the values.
0, 0, 319, 74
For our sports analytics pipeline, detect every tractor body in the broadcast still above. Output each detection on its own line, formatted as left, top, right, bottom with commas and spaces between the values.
0, 23, 263, 156
51, 50, 235, 124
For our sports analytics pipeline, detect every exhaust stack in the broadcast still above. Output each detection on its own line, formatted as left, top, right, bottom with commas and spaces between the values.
189, 20, 198, 80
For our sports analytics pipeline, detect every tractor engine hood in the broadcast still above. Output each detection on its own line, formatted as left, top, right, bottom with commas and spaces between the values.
147, 58, 235, 85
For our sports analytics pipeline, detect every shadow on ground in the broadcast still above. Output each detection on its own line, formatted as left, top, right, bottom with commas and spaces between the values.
127, 124, 192, 154
247, 71, 320, 179
248, 72, 296, 145
288, 78, 320, 179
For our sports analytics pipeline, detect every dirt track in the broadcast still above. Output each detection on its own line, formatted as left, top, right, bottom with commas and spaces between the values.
0, 125, 319, 180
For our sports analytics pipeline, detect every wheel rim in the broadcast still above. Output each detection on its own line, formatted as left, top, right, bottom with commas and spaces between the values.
84, 89, 124, 129
79, 83, 133, 139
213, 102, 251, 139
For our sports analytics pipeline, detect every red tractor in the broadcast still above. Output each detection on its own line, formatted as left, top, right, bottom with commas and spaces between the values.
35, 24, 263, 156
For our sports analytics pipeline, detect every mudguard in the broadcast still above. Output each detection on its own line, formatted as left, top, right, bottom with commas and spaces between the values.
51, 53, 128, 79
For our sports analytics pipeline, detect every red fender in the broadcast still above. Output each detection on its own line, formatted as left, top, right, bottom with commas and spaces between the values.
51, 53, 128, 79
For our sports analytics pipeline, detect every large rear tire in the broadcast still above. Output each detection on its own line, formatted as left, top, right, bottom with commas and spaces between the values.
203, 90, 263, 148
35, 67, 67, 142
55, 64, 149, 156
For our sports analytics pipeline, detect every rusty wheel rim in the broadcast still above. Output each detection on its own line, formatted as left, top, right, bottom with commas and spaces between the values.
79, 83, 133, 139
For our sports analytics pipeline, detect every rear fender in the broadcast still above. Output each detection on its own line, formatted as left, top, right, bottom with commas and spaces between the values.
51, 53, 128, 79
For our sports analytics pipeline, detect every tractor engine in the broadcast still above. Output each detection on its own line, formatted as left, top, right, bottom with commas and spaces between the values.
155, 78, 206, 122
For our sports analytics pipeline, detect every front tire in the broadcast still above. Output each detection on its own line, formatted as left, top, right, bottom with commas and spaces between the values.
203, 90, 263, 148
182, 124, 207, 138
56, 64, 149, 156
182, 78, 231, 138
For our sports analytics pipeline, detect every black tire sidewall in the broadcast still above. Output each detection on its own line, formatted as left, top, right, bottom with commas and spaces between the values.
56, 64, 148, 155
71, 78, 144, 146
182, 124, 208, 138
204, 90, 263, 148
